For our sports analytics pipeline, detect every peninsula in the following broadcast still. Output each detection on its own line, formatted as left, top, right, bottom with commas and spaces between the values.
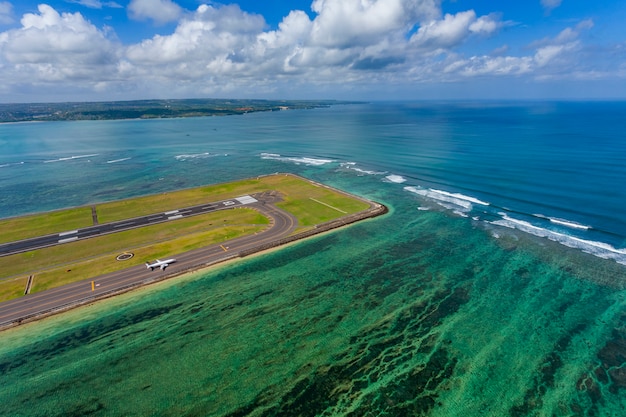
0, 99, 362, 123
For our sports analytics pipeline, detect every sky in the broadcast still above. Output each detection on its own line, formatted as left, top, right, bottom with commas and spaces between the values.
0, 0, 625, 102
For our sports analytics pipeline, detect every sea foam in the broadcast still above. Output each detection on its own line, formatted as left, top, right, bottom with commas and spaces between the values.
405, 186, 472, 211
385, 175, 407, 183
107, 157, 132, 164
492, 214, 626, 265
0, 162, 24, 168
260, 153, 333, 166
340, 162, 387, 176
44, 154, 99, 163
175, 152, 223, 161
548, 217, 591, 230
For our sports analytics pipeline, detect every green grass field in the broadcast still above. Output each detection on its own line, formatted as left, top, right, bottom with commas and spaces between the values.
0, 174, 372, 302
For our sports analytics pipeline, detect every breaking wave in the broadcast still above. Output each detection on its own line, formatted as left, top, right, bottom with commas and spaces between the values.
492, 214, 626, 265
0, 162, 24, 168
385, 175, 407, 184
403, 184, 625, 266
43, 154, 99, 163
175, 152, 225, 161
340, 162, 387, 176
107, 157, 132, 164
260, 153, 333, 166
404, 186, 483, 213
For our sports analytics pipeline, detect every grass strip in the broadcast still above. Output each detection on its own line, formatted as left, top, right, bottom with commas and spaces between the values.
30, 224, 265, 294
0, 207, 93, 244
0, 174, 373, 302
0, 208, 267, 282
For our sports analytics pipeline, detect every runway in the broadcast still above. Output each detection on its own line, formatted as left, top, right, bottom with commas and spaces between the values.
0, 195, 261, 257
0, 195, 298, 328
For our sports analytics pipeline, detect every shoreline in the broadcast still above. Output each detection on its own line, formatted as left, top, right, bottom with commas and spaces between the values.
0, 178, 387, 331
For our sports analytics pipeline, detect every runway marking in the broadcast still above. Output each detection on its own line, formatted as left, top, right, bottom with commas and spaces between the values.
148, 216, 163, 221
164, 210, 179, 215
58, 236, 78, 244
91, 281, 95, 291
114, 222, 135, 228
236, 195, 258, 205
220, 245, 228, 252
59, 230, 78, 236
168, 215, 183, 220
309, 198, 347, 214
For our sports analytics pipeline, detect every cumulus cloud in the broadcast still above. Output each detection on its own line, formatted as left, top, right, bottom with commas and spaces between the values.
126, 4, 263, 68
0, 2, 618, 100
410, 10, 501, 50
128, 0, 183, 24
0, 1, 13, 25
0, 4, 119, 84
309, 0, 439, 48
443, 19, 595, 79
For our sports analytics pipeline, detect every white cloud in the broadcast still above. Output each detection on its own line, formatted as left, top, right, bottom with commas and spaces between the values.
0, 1, 13, 25
126, 3, 265, 81
443, 19, 596, 79
309, 0, 439, 48
128, 0, 183, 24
0, 2, 620, 100
541, 0, 562, 12
410, 10, 500, 50
68, 1, 123, 9
454, 56, 534, 76
0, 4, 119, 83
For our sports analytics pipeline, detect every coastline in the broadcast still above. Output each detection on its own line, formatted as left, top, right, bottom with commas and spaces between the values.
0, 179, 387, 331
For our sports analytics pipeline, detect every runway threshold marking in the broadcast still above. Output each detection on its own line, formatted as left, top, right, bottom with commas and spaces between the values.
59, 230, 78, 236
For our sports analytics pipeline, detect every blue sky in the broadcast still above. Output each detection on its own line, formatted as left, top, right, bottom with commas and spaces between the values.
0, 1, 625, 102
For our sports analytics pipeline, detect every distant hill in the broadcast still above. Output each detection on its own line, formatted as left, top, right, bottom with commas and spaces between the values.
0, 99, 362, 123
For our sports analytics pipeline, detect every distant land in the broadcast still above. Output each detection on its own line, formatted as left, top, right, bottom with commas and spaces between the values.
0, 99, 362, 123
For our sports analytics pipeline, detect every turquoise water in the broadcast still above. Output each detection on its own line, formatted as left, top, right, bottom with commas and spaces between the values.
1, 102, 626, 416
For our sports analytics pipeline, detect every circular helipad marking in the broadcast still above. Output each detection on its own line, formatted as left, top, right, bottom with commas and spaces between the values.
116, 252, 134, 261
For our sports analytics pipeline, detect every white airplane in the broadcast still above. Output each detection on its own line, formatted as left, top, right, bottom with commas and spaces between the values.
146, 259, 176, 271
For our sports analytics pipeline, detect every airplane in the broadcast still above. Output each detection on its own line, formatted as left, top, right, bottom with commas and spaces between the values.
146, 259, 176, 271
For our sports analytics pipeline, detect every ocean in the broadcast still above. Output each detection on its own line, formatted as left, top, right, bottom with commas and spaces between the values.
0, 101, 625, 416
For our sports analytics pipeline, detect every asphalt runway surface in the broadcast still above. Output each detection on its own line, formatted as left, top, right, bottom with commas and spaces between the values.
0, 195, 297, 328
0, 195, 260, 256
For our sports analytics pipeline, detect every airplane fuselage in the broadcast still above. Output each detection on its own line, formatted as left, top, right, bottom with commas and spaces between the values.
146, 259, 176, 271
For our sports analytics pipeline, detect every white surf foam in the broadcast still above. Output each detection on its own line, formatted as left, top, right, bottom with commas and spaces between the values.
175, 152, 222, 161
385, 175, 407, 184
0, 161, 24, 168
44, 154, 99, 163
548, 217, 591, 230
107, 157, 131, 164
260, 153, 333, 166
430, 189, 489, 206
491, 214, 626, 265
340, 162, 387, 176
404, 186, 473, 211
